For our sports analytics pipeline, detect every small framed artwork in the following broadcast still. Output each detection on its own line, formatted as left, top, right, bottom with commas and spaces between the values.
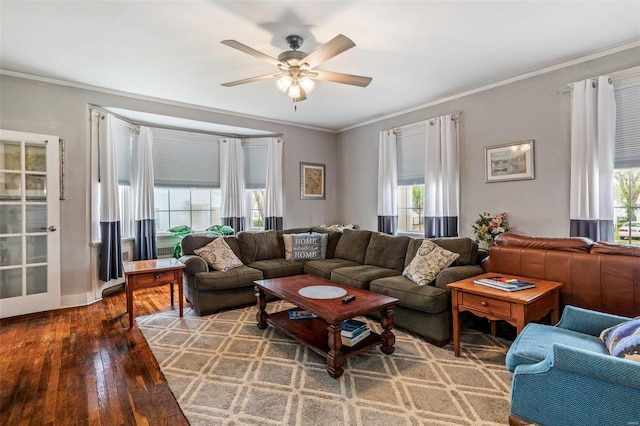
485, 140, 535, 183
300, 162, 325, 200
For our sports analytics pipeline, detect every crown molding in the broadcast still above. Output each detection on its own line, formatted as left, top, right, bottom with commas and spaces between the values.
0, 69, 336, 134
338, 38, 640, 133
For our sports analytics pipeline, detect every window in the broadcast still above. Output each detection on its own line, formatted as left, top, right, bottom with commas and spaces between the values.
112, 125, 222, 237
92, 111, 272, 240
244, 143, 268, 230
613, 72, 640, 244
398, 185, 424, 232
247, 189, 265, 229
396, 123, 426, 233
155, 187, 221, 232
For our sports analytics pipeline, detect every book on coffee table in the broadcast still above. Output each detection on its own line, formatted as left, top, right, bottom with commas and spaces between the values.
473, 276, 535, 292
341, 329, 371, 347
341, 318, 368, 336
288, 310, 318, 320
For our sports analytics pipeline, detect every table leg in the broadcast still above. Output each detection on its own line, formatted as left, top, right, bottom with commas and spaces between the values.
490, 320, 497, 336
177, 274, 183, 318
126, 277, 134, 328
255, 286, 268, 329
326, 323, 344, 378
551, 290, 560, 325
451, 289, 460, 357
170, 282, 175, 307
380, 306, 396, 355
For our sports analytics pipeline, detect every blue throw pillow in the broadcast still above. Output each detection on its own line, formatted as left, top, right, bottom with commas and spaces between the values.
290, 233, 322, 261
600, 317, 640, 361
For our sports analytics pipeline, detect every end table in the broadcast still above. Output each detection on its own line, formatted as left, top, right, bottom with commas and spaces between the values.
123, 258, 186, 328
447, 273, 563, 357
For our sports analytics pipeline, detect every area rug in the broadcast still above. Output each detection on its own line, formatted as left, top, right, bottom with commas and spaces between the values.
137, 301, 513, 426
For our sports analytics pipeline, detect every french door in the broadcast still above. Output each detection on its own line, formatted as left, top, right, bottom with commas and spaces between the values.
0, 129, 60, 318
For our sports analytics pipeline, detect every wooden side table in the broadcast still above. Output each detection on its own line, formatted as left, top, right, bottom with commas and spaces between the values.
447, 272, 563, 357
123, 258, 186, 328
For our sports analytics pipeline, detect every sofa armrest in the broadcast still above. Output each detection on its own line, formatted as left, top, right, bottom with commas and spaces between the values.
179, 254, 209, 276
510, 344, 640, 425
434, 265, 484, 290
555, 305, 629, 336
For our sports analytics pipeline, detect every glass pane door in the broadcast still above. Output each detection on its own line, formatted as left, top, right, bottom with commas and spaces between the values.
0, 130, 60, 318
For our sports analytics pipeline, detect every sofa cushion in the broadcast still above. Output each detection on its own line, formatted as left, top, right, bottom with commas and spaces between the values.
283, 232, 328, 261
403, 240, 459, 286
193, 265, 263, 291
370, 275, 449, 314
506, 322, 609, 372
304, 258, 360, 279
181, 234, 242, 260
364, 233, 410, 271
193, 238, 243, 271
333, 229, 372, 264
430, 237, 478, 266
248, 258, 305, 279
311, 227, 342, 258
330, 265, 400, 290
600, 318, 640, 361
237, 230, 282, 264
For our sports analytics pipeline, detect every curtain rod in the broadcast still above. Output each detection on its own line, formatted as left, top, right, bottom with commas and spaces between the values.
89, 105, 282, 139
552, 66, 640, 96
392, 112, 460, 134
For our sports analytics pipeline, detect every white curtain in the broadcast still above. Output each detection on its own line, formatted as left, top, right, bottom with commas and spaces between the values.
377, 129, 398, 234
220, 138, 246, 232
424, 114, 459, 237
132, 126, 157, 260
97, 112, 123, 281
265, 137, 284, 230
570, 76, 616, 241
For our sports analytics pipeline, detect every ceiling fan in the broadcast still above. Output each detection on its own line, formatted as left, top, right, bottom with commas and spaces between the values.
220, 34, 372, 105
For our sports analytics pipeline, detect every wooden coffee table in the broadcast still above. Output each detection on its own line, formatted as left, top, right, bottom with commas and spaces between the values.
448, 272, 563, 356
254, 274, 399, 378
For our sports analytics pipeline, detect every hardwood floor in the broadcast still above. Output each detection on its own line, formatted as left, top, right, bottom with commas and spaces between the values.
0, 286, 189, 425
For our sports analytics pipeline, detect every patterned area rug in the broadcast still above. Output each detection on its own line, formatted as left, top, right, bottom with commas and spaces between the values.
137, 302, 513, 425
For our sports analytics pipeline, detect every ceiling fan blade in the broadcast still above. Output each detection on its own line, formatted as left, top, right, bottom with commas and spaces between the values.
221, 40, 283, 67
312, 70, 372, 87
221, 73, 279, 87
294, 88, 307, 102
299, 34, 356, 69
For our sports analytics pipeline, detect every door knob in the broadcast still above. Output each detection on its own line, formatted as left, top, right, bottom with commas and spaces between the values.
48, 225, 57, 232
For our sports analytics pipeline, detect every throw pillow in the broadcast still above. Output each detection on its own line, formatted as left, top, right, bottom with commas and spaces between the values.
283, 232, 327, 261
193, 237, 243, 271
403, 240, 460, 286
599, 318, 640, 361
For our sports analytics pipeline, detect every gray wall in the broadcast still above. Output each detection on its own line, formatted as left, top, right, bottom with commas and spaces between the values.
0, 75, 338, 299
336, 47, 640, 238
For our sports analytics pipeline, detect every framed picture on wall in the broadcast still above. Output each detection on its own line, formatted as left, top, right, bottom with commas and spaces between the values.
300, 162, 325, 200
485, 140, 535, 182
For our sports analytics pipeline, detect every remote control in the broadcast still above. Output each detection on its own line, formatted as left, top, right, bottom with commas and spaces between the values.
341, 295, 356, 303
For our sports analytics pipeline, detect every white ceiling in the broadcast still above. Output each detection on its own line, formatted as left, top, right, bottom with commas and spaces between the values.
1, 1, 639, 132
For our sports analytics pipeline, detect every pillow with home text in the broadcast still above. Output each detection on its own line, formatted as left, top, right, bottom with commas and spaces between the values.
283, 232, 327, 261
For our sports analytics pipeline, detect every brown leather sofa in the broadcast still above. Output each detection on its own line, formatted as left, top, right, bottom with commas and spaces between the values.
482, 233, 640, 317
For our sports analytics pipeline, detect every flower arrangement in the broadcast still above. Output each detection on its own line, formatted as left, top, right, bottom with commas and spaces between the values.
472, 212, 510, 248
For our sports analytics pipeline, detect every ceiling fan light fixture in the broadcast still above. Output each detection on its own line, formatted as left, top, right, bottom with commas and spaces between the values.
299, 76, 315, 93
276, 74, 292, 92
287, 83, 301, 99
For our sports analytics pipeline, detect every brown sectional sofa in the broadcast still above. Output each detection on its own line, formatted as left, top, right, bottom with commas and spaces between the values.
180, 227, 484, 345
482, 233, 640, 318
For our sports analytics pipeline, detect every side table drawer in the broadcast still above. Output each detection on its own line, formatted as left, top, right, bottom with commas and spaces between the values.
136, 270, 176, 285
462, 293, 511, 316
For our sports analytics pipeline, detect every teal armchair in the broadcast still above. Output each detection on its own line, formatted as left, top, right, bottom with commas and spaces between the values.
506, 306, 640, 426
